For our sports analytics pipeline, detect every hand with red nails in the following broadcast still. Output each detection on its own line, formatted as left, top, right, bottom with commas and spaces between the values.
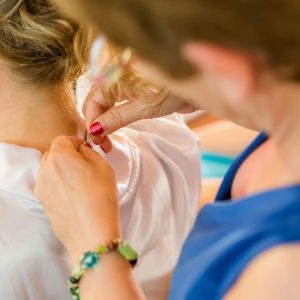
34, 135, 121, 263
83, 84, 197, 151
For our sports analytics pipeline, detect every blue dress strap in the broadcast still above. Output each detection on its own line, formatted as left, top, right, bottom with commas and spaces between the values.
216, 132, 267, 200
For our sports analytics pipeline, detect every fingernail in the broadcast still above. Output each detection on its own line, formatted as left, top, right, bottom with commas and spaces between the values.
84, 142, 92, 148
90, 122, 104, 136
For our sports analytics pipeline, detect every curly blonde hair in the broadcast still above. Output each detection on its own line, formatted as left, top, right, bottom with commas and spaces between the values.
0, 0, 93, 86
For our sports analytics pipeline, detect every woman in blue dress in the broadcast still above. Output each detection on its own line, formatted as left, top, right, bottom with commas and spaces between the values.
35, 0, 300, 299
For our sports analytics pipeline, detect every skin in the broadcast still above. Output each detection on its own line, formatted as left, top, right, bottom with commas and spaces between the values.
84, 84, 196, 146
34, 39, 300, 300
0, 67, 83, 153
194, 120, 258, 157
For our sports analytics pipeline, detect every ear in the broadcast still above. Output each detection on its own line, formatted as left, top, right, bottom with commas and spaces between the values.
182, 42, 256, 104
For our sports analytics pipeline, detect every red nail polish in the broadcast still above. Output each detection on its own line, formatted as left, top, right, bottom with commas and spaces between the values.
90, 122, 104, 136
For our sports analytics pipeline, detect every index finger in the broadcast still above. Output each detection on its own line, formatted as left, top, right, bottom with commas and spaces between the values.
50, 136, 84, 152
83, 84, 115, 129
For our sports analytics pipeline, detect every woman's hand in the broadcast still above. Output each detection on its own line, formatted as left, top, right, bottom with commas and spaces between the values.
35, 136, 146, 300
34, 136, 121, 263
83, 84, 197, 147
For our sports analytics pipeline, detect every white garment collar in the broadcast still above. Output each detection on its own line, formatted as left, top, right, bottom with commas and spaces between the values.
0, 143, 41, 201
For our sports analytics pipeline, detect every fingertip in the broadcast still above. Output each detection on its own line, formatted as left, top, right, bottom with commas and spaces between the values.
78, 141, 106, 163
100, 136, 113, 153
78, 142, 96, 157
50, 135, 84, 152
83, 142, 92, 149
91, 134, 105, 146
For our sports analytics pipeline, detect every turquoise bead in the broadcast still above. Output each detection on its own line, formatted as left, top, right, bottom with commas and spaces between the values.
80, 251, 100, 270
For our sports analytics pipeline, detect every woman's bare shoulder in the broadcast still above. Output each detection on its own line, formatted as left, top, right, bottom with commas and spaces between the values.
225, 244, 300, 300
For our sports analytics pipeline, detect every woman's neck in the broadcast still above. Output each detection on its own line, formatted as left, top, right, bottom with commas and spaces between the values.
232, 81, 300, 199
0, 80, 84, 153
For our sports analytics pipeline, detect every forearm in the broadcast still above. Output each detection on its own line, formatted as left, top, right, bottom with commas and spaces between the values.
80, 252, 146, 300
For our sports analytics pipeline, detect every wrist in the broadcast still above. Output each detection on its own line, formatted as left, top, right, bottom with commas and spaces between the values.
68, 229, 122, 265
68, 239, 138, 300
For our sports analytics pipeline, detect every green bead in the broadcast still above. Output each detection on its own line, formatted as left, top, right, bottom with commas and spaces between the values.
70, 287, 79, 294
72, 266, 84, 279
72, 294, 80, 300
118, 241, 138, 264
69, 276, 80, 285
96, 244, 107, 255
70, 286, 80, 300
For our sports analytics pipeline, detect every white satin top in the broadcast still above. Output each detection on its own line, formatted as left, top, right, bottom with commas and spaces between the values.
0, 114, 200, 300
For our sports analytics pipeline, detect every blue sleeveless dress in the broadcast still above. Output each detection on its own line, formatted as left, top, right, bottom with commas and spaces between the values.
169, 133, 300, 300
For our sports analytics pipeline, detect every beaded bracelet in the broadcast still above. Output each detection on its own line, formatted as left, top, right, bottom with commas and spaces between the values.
68, 239, 138, 300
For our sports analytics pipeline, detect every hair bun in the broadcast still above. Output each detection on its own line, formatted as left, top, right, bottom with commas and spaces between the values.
0, 0, 92, 86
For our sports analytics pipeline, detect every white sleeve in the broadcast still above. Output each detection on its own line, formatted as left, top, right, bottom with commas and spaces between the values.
99, 114, 201, 300
0, 256, 71, 300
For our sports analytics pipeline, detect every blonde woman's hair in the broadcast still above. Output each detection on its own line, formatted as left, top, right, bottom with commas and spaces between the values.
0, 0, 93, 86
